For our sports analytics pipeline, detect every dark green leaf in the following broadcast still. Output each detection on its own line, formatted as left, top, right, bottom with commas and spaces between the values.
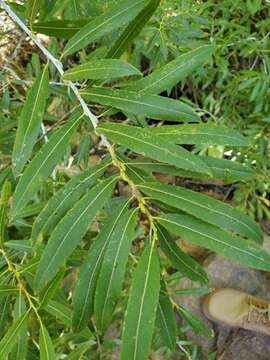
73, 198, 131, 332
39, 323, 56, 360
63, 0, 149, 56
159, 214, 270, 272
121, 243, 160, 360
177, 304, 212, 337
0, 285, 19, 298
11, 111, 83, 217
82, 88, 199, 122
0, 180, 11, 247
94, 208, 137, 331
98, 123, 210, 175
157, 226, 208, 283
11, 290, 28, 360
139, 182, 263, 243
32, 19, 91, 39
35, 176, 117, 290
12, 67, 49, 177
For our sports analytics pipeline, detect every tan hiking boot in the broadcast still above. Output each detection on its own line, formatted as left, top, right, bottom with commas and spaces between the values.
203, 288, 270, 336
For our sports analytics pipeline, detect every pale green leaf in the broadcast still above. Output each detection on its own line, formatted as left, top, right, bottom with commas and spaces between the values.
82, 88, 199, 122
144, 124, 249, 146
124, 45, 214, 94
63, 0, 149, 56
98, 123, 210, 175
11, 290, 28, 360
94, 208, 137, 331
156, 279, 177, 351
62, 59, 141, 82
120, 243, 160, 360
0, 180, 11, 247
31, 161, 109, 243
139, 182, 263, 243
159, 214, 270, 272
0, 285, 19, 298
106, 0, 160, 59
157, 225, 208, 283
35, 176, 117, 290
27, 0, 42, 26
73, 198, 131, 332
177, 304, 212, 337
0, 309, 30, 359
32, 19, 90, 39
12, 67, 49, 177
11, 111, 83, 217
39, 323, 55, 360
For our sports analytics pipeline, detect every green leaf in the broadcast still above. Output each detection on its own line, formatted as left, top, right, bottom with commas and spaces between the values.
120, 243, 160, 360
0, 296, 10, 336
98, 123, 210, 175
0, 180, 11, 247
62, 59, 141, 82
32, 19, 91, 39
31, 161, 109, 243
11, 290, 28, 360
39, 323, 56, 360
157, 226, 208, 283
124, 45, 214, 94
139, 182, 263, 243
45, 300, 72, 327
11, 111, 83, 217
27, 0, 41, 26
63, 0, 149, 56
156, 279, 177, 351
159, 214, 270, 272
82, 88, 199, 122
64, 343, 90, 360
12, 67, 49, 177
5, 240, 32, 254
144, 124, 249, 146
35, 176, 117, 290
177, 304, 212, 337
39, 269, 65, 307
94, 208, 137, 331
106, 0, 160, 59
73, 198, 131, 332
0, 285, 19, 298
128, 156, 255, 184
0, 309, 30, 359
173, 287, 210, 296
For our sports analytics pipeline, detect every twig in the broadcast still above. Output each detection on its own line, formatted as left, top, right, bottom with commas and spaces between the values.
0, 0, 98, 129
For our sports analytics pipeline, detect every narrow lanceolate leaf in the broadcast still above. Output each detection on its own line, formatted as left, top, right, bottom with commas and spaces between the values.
156, 279, 177, 351
139, 182, 263, 243
0, 180, 11, 247
62, 59, 141, 82
73, 198, 131, 332
35, 176, 117, 290
63, 0, 149, 56
106, 0, 160, 59
177, 305, 212, 337
64, 343, 90, 360
127, 156, 255, 184
27, 0, 42, 26
98, 123, 210, 175
144, 124, 249, 147
39, 323, 55, 360
0, 285, 19, 298
82, 88, 198, 122
11, 112, 82, 217
45, 300, 72, 327
124, 45, 214, 94
0, 309, 30, 359
11, 290, 28, 360
32, 19, 90, 39
159, 214, 270, 272
31, 161, 109, 243
157, 226, 208, 283
39, 269, 65, 307
121, 244, 160, 360
12, 67, 49, 177
94, 208, 137, 331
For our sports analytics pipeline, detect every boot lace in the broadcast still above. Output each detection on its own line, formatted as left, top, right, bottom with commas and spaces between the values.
246, 296, 269, 325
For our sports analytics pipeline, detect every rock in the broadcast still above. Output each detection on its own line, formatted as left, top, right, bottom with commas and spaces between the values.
176, 254, 270, 359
